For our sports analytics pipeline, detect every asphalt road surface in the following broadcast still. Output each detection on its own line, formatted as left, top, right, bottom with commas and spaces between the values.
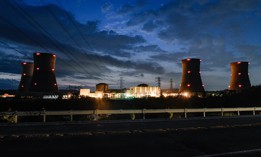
1, 116, 261, 156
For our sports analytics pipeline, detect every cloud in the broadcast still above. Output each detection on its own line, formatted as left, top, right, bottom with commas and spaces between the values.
101, 1, 113, 13
0, 79, 19, 90
142, 20, 158, 32
0, 1, 167, 88
1, 0, 261, 90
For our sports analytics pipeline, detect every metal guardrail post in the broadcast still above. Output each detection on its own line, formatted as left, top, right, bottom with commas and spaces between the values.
93, 109, 98, 121
130, 113, 135, 120
203, 108, 206, 118
184, 108, 187, 118
142, 109, 146, 120
42, 109, 46, 123
221, 108, 224, 117
169, 112, 174, 119
237, 108, 240, 116
253, 107, 256, 116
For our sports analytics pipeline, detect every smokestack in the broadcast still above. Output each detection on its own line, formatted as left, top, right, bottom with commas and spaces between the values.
179, 58, 205, 92
18, 62, 34, 93
30, 52, 58, 93
229, 61, 251, 91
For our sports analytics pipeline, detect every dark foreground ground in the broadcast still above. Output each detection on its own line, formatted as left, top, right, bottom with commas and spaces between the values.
1, 117, 261, 157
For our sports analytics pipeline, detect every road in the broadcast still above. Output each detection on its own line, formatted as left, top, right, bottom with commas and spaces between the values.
1, 115, 261, 136
1, 116, 261, 156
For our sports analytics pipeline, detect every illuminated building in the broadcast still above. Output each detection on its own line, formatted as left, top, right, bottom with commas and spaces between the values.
179, 58, 205, 93
18, 62, 34, 93
79, 89, 90, 97
96, 83, 109, 92
30, 52, 58, 93
161, 89, 179, 97
128, 84, 161, 98
229, 61, 251, 91
79, 84, 161, 99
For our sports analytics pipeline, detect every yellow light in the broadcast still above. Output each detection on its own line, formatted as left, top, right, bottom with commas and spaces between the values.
182, 92, 190, 98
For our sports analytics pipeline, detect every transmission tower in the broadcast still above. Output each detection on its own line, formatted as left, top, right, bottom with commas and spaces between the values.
156, 77, 161, 88
119, 77, 124, 89
170, 78, 173, 90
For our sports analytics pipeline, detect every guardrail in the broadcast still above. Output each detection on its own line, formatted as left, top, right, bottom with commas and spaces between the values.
0, 107, 261, 123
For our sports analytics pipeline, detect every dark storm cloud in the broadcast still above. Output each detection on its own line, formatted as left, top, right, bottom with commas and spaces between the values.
0, 54, 25, 74
142, 20, 158, 32
134, 45, 166, 53
0, 79, 19, 89
150, 52, 189, 63
0, 0, 165, 85
101, 1, 113, 13
118, 0, 146, 14
124, 0, 261, 70
236, 45, 261, 65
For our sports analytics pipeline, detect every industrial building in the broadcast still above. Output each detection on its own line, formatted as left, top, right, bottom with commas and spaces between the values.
30, 52, 58, 93
179, 58, 205, 93
96, 83, 109, 92
17, 62, 34, 94
127, 84, 161, 98
79, 84, 161, 99
229, 61, 251, 91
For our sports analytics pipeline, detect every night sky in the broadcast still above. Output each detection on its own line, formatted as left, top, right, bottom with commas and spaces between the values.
0, 0, 260, 91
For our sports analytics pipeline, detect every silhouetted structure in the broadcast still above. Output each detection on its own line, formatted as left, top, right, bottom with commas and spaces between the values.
96, 83, 109, 92
30, 52, 58, 93
229, 61, 251, 91
137, 84, 149, 87
18, 62, 34, 93
179, 58, 205, 92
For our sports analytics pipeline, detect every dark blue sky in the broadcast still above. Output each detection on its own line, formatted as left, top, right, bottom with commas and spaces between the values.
0, 0, 260, 90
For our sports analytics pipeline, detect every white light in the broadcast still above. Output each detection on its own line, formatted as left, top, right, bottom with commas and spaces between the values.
182, 92, 190, 98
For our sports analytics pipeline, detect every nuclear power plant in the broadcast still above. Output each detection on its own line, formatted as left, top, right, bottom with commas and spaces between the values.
18, 62, 34, 93
12, 51, 256, 100
229, 61, 251, 91
30, 52, 58, 93
179, 58, 205, 93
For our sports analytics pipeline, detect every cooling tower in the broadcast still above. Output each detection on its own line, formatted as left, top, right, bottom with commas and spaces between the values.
179, 58, 205, 92
30, 52, 58, 93
96, 83, 109, 92
229, 61, 251, 90
18, 62, 34, 93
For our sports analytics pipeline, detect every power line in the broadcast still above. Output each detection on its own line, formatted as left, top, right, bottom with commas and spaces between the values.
12, 1, 91, 75
0, 15, 50, 52
0, 40, 24, 55
39, 0, 96, 76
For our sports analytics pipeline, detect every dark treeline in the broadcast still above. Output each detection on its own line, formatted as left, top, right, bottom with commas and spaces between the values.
0, 86, 260, 112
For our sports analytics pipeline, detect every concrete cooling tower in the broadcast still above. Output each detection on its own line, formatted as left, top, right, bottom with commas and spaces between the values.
179, 58, 205, 92
18, 62, 34, 93
30, 52, 58, 93
229, 61, 251, 91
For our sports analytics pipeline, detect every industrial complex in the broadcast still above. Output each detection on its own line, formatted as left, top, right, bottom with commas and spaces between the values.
14, 53, 252, 99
